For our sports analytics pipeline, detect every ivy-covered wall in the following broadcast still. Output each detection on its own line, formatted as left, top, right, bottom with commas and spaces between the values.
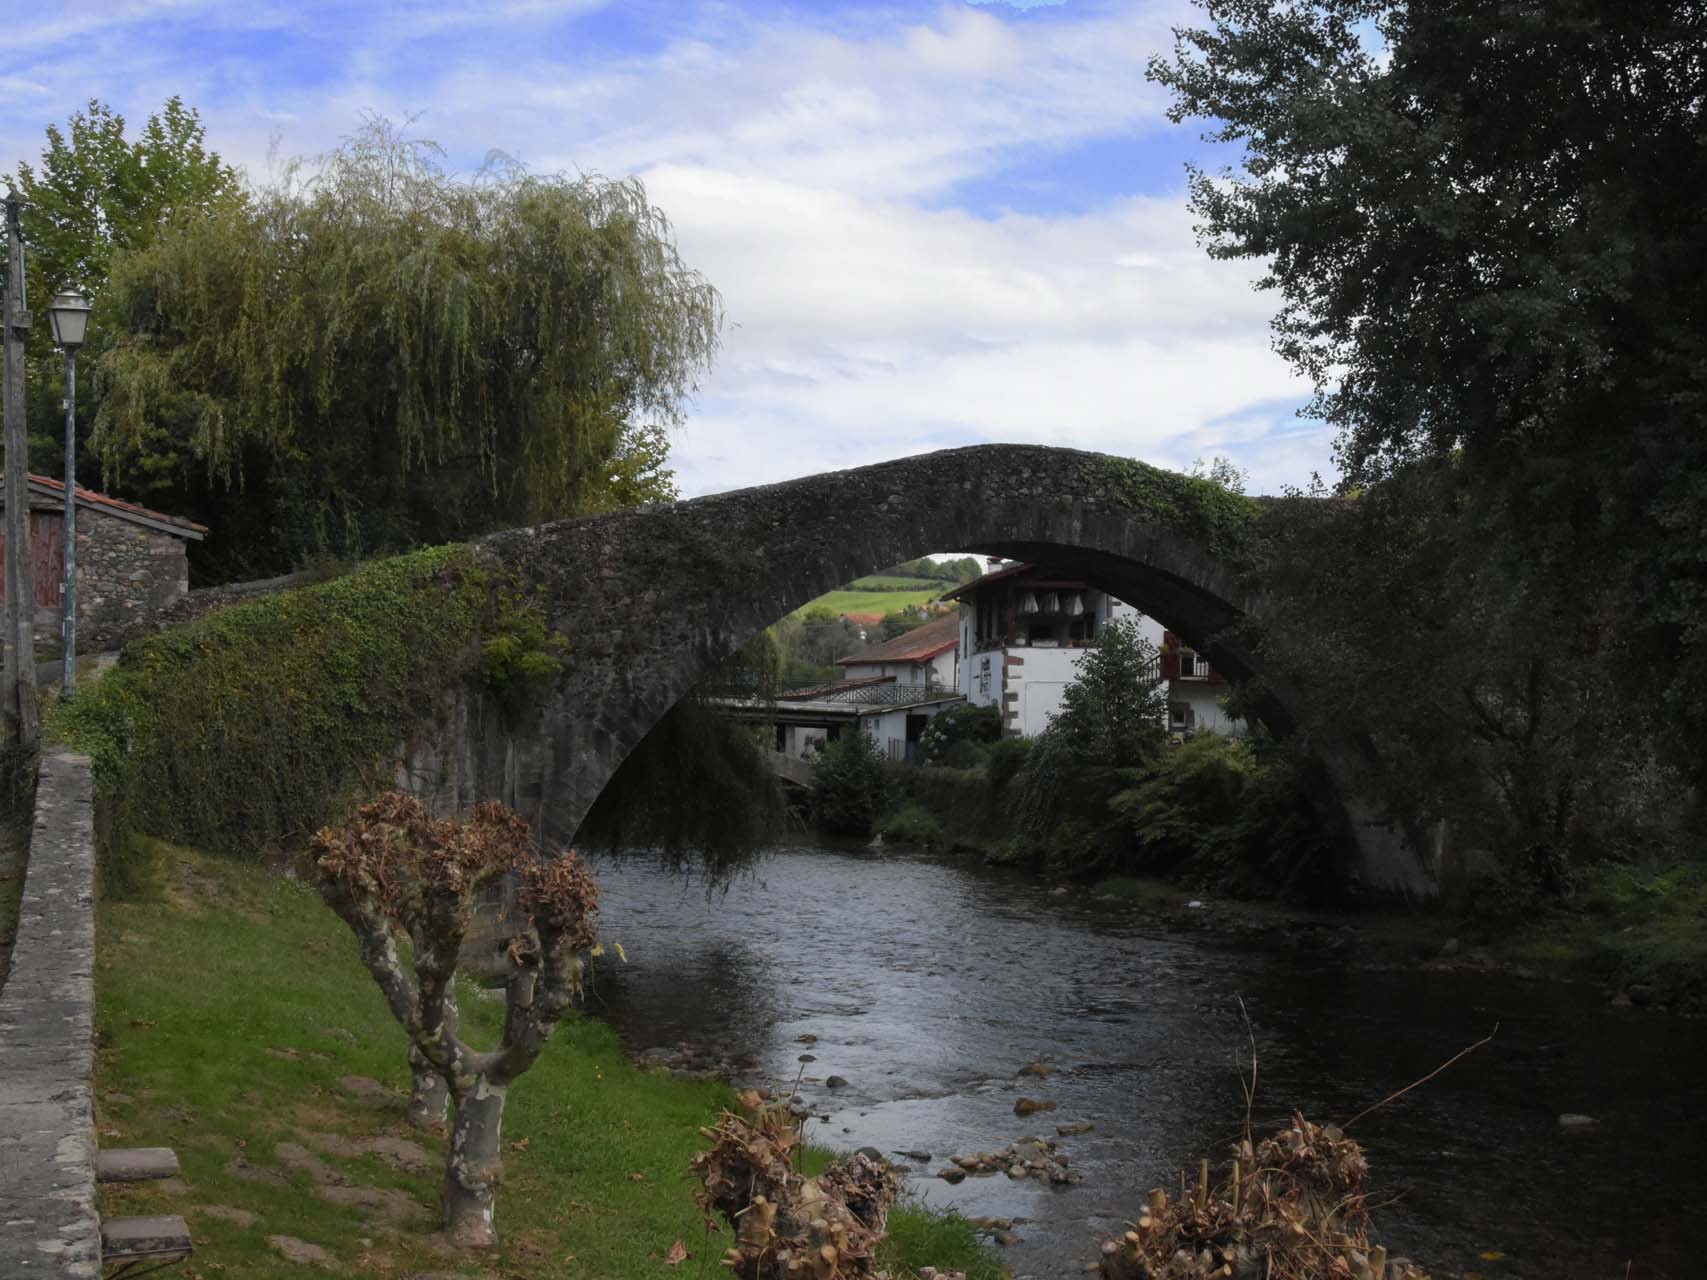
51, 545, 486, 885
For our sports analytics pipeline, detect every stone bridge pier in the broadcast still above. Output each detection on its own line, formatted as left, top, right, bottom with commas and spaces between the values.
402, 444, 1436, 900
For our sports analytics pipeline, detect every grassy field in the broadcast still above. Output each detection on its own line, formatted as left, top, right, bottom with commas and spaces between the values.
94, 842, 1001, 1279
844, 576, 951, 591
796, 586, 948, 618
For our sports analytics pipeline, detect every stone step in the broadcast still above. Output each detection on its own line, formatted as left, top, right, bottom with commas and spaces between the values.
95, 1147, 181, 1183
100, 1214, 193, 1265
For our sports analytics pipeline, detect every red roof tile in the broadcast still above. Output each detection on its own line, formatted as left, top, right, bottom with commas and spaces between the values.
835, 613, 959, 667
20, 473, 207, 539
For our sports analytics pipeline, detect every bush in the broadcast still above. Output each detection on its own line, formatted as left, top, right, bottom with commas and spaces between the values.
879, 801, 943, 846
812, 732, 889, 837
983, 736, 1031, 794
918, 703, 1001, 765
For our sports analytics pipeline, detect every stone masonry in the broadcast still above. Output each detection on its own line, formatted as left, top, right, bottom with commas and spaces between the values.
0, 753, 101, 1278
397, 442, 1438, 898
69, 511, 192, 650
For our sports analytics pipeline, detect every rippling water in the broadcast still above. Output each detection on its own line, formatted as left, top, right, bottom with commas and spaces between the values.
582, 844, 1707, 1279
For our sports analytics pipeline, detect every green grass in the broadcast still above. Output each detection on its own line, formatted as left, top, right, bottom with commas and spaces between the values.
844, 576, 949, 591
1502, 862, 1707, 999
96, 842, 1002, 1278
796, 586, 946, 618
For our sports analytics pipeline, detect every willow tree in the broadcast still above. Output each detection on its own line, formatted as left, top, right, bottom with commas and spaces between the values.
94, 119, 721, 577
311, 792, 598, 1247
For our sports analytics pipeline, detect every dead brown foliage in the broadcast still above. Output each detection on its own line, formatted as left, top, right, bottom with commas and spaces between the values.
1097, 1114, 1429, 1280
691, 1094, 902, 1280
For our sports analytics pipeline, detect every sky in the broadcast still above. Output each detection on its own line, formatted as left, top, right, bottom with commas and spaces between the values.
0, 0, 1335, 499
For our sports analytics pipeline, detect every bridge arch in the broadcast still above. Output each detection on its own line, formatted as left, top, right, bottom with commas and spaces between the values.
415, 444, 1433, 898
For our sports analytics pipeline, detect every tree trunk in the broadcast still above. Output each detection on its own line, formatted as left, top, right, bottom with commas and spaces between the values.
443, 1078, 507, 1247
409, 1044, 450, 1130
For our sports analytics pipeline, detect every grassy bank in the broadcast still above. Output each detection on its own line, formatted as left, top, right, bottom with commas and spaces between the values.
96, 842, 1001, 1278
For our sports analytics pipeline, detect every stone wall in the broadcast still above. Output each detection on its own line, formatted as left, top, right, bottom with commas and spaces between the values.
24, 503, 192, 651
0, 753, 101, 1277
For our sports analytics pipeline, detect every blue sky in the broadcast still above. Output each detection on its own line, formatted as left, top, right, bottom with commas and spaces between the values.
0, 0, 1331, 497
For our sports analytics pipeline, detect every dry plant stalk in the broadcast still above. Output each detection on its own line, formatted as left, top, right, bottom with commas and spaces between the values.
690, 1091, 928, 1280
1097, 1113, 1431, 1280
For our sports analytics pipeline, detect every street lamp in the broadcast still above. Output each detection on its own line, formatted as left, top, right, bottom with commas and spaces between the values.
48, 289, 90, 700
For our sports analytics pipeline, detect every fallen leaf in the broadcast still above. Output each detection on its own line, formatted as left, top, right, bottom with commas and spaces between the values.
629, 1172, 646, 1182
1479, 1252, 1506, 1262
665, 1239, 688, 1266
510, 1137, 531, 1152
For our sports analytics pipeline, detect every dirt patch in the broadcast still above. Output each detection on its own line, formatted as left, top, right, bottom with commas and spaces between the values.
319, 1183, 429, 1224
269, 1234, 337, 1269
337, 1074, 399, 1105
224, 1156, 287, 1186
297, 1128, 434, 1175
277, 1140, 351, 1186
198, 1205, 258, 1228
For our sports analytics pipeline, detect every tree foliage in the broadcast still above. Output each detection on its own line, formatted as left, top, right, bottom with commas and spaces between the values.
7, 96, 242, 303
1154, 0, 1707, 740
1152, 1, 1707, 886
812, 731, 889, 837
7, 96, 245, 472
93, 118, 720, 577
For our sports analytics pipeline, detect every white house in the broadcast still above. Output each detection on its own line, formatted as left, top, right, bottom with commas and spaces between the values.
715, 613, 966, 764
944, 561, 1241, 739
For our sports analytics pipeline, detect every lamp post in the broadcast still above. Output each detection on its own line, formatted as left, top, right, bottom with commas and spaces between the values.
48, 289, 90, 700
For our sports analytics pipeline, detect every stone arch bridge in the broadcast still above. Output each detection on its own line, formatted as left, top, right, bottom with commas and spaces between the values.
409, 443, 1435, 898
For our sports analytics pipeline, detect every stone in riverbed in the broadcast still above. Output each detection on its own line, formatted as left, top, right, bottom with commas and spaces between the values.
826, 1075, 850, 1089
1017, 1062, 1057, 1077
938, 1166, 967, 1184
1558, 1113, 1599, 1132
1014, 1097, 1056, 1116
1056, 1120, 1093, 1135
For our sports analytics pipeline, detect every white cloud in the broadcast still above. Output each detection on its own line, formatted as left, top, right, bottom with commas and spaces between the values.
0, 0, 1333, 499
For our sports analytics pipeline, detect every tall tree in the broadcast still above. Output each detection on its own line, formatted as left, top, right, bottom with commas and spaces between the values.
1151, 2, 1707, 793
7, 97, 245, 474
8, 97, 243, 300
94, 118, 720, 578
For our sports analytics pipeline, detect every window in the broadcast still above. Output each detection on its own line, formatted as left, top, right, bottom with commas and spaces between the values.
1170, 702, 1193, 729
1179, 649, 1206, 679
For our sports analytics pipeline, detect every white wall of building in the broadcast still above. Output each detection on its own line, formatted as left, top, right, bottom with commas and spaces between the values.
1168, 680, 1243, 736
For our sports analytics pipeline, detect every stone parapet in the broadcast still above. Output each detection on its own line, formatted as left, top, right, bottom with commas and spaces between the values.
0, 752, 100, 1277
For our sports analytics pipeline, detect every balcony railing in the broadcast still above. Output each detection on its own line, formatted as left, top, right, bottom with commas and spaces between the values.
816, 682, 948, 706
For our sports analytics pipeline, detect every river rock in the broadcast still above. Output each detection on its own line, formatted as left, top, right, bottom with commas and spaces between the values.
1006, 1164, 1026, 1179
826, 1075, 850, 1089
938, 1166, 967, 1184
895, 1149, 932, 1162
1012, 1139, 1049, 1163
1056, 1120, 1094, 1136
1014, 1097, 1056, 1116
1558, 1113, 1599, 1132
1439, 937, 1460, 958
1017, 1062, 1057, 1077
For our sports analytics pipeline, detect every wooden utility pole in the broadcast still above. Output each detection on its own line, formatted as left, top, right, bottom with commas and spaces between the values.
3, 191, 38, 746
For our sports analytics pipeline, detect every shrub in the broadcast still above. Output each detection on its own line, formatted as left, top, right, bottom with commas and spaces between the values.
879, 801, 943, 846
812, 732, 889, 837
919, 703, 1001, 765
983, 736, 1031, 794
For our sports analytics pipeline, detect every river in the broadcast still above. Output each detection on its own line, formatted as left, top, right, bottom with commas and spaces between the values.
582, 844, 1707, 1279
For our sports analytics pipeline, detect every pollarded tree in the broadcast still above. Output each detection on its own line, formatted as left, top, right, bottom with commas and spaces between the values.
310, 792, 598, 1247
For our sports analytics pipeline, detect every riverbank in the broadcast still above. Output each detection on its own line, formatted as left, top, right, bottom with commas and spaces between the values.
1075, 865, 1707, 1015
94, 841, 1001, 1278
867, 761, 1705, 1015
